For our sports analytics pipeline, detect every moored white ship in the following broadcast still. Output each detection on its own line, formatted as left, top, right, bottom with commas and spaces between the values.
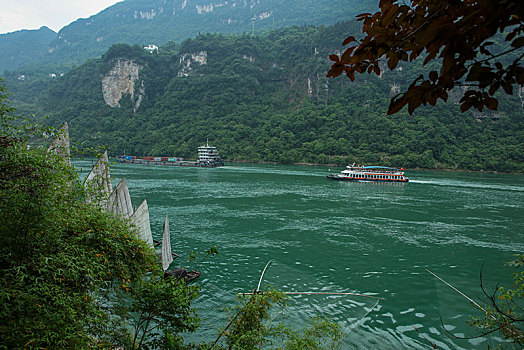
327, 164, 409, 182
116, 142, 223, 167
197, 142, 224, 167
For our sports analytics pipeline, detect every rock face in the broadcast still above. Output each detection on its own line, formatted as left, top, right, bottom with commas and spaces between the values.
178, 51, 208, 77
102, 59, 144, 111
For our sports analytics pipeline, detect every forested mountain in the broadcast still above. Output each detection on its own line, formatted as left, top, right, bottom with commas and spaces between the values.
0, 27, 56, 71
0, 0, 376, 72
9, 20, 521, 173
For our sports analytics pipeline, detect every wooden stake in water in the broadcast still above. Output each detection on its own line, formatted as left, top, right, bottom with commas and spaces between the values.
256, 259, 274, 293
211, 259, 275, 348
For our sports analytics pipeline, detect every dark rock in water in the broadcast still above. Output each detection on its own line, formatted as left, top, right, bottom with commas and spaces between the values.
164, 268, 201, 283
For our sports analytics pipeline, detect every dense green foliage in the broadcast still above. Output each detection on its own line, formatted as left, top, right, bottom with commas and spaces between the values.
0, 85, 343, 348
0, 87, 201, 347
10, 21, 521, 173
216, 289, 343, 349
0, 0, 377, 72
0, 136, 342, 349
0, 141, 152, 347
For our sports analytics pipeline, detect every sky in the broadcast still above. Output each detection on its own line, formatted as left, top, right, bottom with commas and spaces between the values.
0, 0, 121, 34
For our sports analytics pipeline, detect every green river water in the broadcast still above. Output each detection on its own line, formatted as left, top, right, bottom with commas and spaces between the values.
77, 161, 524, 349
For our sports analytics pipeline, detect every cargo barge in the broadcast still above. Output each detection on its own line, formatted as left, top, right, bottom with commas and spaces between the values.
116, 143, 224, 167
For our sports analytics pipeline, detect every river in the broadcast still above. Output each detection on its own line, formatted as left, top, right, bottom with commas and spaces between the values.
77, 161, 524, 349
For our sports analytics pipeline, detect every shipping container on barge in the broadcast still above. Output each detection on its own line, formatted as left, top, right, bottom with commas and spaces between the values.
327, 164, 409, 182
116, 143, 224, 168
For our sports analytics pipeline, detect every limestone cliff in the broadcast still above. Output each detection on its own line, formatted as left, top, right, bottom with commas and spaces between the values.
178, 51, 208, 77
102, 59, 144, 112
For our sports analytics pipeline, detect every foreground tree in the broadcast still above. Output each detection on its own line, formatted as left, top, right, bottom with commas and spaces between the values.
328, 0, 524, 114
0, 81, 343, 348
0, 79, 200, 348
215, 288, 344, 350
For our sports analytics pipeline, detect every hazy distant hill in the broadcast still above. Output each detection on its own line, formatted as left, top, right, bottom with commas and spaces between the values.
25, 21, 523, 173
0, 27, 56, 71
0, 0, 377, 71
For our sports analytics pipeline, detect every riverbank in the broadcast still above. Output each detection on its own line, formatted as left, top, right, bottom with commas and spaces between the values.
224, 159, 523, 175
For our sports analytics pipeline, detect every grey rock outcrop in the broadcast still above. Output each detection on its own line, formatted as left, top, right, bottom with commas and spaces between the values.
102, 59, 144, 112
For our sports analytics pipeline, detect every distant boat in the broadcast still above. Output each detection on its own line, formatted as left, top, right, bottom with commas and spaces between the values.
327, 164, 409, 182
116, 142, 224, 168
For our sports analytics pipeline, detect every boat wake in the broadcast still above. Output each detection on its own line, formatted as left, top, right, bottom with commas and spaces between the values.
410, 179, 524, 192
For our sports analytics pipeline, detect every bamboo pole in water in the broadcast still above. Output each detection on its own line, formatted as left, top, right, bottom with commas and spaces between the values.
426, 268, 495, 320
238, 291, 385, 300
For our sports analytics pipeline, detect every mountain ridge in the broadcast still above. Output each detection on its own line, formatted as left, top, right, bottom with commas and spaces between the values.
0, 0, 377, 72
0, 26, 57, 72
27, 22, 524, 173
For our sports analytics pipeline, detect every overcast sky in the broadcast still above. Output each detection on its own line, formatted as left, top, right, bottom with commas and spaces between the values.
0, 0, 121, 34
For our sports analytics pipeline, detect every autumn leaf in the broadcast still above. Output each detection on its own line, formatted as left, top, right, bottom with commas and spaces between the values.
387, 95, 408, 114
328, 0, 524, 115
485, 96, 499, 110
342, 36, 356, 46
329, 54, 340, 62
429, 71, 438, 83
387, 53, 399, 70
511, 37, 524, 48
327, 64, 344, 78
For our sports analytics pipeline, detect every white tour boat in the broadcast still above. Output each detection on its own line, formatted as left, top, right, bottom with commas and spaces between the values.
327, 164, 409, 182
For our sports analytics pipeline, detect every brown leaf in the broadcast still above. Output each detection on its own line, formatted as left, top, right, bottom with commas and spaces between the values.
485, 97, 498, 110
343, 36, 356, 46
515, 68, 524, 85
345, 67, 355, 81
387, 95, 408, 114
429, 71, 438, 83
407, 94, 422, 115
387, 53, 399, 70
423, 51, 438, 65
502, 82, 513, 95
506, 31, 517, 42
379, 0, 394, 7
427, 92, 437, 106
327, 64, 344, 78
511, 36, 524, 48
488, 82, 500, 95
409, 75, 424, 89
341, 47, 356, 63
382, 4, 399, 27
329, 54, 340, 62
460, 102, 472, 112
355, 13, 372, 19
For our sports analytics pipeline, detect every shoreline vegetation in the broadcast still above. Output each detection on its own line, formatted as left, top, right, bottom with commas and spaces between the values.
112, 157, 523, 175
5, 22, 519, 175
0, 116, 345, 349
